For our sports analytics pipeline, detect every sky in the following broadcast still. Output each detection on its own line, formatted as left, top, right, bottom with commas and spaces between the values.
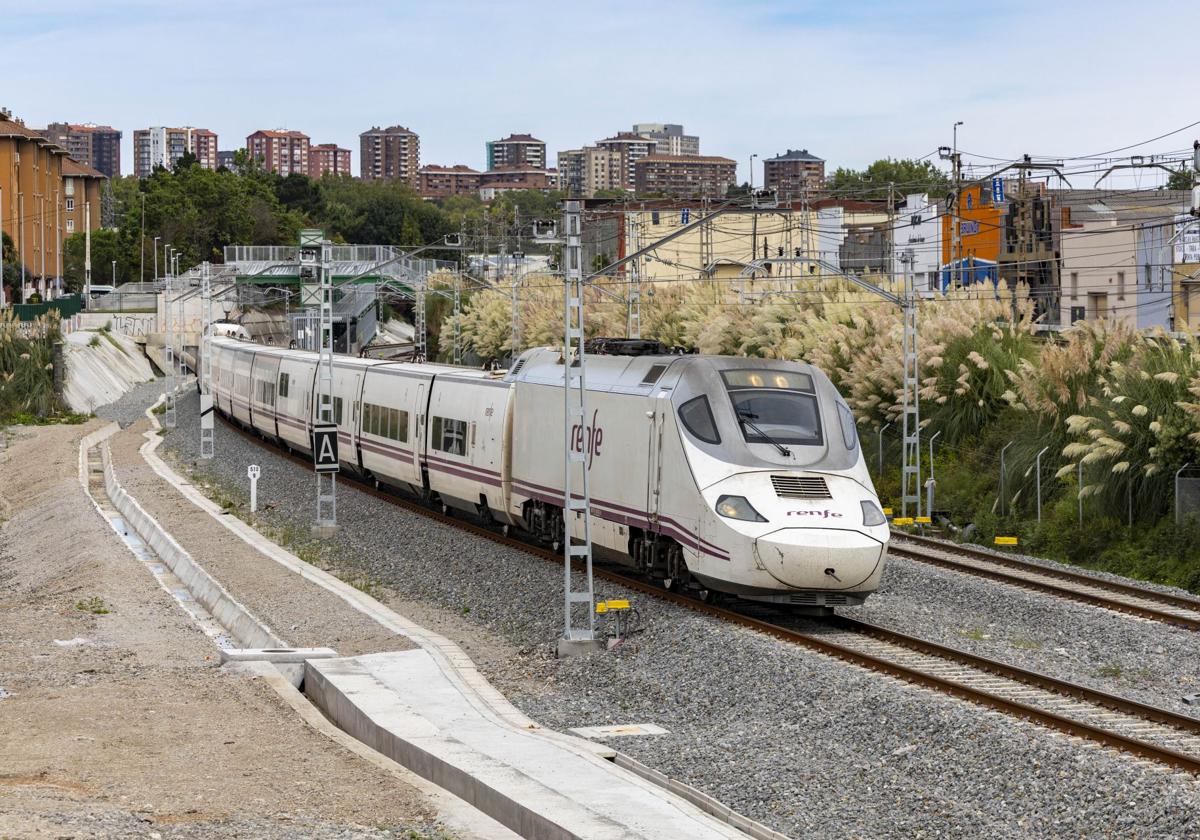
2, 0, 1197, 189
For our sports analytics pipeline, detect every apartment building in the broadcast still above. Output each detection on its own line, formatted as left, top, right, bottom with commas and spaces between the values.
418, 164, 481, 198
308, 144, 352, 178
762, 149, 825, 200
360, 125, 420, 183
1057, 189, 1189, 330
557, 147, 624, 197
40, 122, 121, 178
485, 134, 546, 170
631, 123, 699, 156
132, 126, 219, 177
1, 111, 104, 302
597, 133, 658, 190
61, 157, 107, 239
245, 129, 311, 175
633, 155, 737, 198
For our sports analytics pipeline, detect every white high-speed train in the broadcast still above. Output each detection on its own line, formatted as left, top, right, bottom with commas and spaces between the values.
210, 337, 889, 606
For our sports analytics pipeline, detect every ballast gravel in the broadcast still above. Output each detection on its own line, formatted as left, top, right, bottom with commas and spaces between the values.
94, 376, 171, 427
159, 391, 1200, 840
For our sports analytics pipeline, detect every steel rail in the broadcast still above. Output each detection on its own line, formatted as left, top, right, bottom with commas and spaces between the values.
214, 412, 1200, 774
890, 531, 1200, 631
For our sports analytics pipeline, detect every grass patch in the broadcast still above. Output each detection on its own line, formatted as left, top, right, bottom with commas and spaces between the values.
75, 596, 111, 615
101, 330, 128, 355
1096, 664, 1123, 679
87, 334, 102, 348
1010, 636, 1043, 651
958, 627, 988, 641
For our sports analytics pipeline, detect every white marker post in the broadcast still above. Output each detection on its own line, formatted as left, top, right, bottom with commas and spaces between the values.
247, 464, 261, 513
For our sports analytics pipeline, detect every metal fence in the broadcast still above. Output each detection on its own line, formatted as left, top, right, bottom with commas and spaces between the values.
11, 294, 84, 322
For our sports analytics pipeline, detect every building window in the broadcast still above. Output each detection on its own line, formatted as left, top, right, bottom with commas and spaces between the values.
66, 219, 75, 232
1071, 272, 1078, 300
65, 197, 74, 211
1117, 271, 1125, 301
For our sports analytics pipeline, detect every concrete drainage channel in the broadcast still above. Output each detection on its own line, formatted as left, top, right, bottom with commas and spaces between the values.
80, 426, 333, 686
79, 421, 789, 840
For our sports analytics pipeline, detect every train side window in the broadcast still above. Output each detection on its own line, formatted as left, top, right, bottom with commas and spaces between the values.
333, 396, 344, 425
278, 372, 289, 398
395, 410, 409, 442
838, 402, 859, 451
433, 416, 467, 455
678, 395, 720, 445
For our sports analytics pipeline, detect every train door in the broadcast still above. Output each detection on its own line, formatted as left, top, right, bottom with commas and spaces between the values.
646, 391, 670, 528
415, 382, 427, 480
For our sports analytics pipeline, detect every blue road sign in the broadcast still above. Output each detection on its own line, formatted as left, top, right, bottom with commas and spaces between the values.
681, 208, 690, 224
992, 177, 1005, 204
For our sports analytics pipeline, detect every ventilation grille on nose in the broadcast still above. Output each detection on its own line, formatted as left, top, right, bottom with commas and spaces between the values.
771, 475, 831, 499
508, 358, 527, 377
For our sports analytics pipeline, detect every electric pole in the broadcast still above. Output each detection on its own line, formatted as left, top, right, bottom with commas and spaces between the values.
558, 199, 598, 656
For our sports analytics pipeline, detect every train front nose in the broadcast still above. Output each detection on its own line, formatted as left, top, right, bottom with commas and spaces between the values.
752, 525, 885, 591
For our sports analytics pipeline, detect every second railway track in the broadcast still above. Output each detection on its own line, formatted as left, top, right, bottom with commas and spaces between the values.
212, 411, 1200, 775
889, 530, 1200, 631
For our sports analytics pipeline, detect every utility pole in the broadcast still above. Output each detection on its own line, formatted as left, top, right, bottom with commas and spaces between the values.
163, 265, 176, 429
899, 248, 922, 520
83, 202, 91, 305
558, 199, 599, 657
140, 194, 146, 283
18, 193, 25, 303
199, 261, 214, 459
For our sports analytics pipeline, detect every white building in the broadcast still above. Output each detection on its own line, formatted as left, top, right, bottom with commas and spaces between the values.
890, 193, 941, 293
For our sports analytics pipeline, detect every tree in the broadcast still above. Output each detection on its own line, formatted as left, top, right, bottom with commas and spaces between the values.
1167, 165, 1195, 192
825, 158, 952, 200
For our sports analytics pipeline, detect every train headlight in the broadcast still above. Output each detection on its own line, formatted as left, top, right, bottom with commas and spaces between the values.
860, 500, 887, 526
715, 495, 768, 523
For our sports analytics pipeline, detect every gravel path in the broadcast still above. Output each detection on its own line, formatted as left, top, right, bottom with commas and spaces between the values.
0, 419, 445, 839
159, 390, 1200, 840
94, 376, 171, 427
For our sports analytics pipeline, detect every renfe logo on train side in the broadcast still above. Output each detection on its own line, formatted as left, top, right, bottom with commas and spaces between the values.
570, 409, 603, 470
786, 509, 843, 518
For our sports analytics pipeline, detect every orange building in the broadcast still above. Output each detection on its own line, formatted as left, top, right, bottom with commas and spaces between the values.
1, 109, 105, 304
941, 182, 1003, 267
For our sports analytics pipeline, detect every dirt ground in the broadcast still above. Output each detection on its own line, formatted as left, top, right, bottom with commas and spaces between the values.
0, 421, 444, 839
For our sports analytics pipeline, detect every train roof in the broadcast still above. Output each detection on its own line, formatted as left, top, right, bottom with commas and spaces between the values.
505, 346, 822, 394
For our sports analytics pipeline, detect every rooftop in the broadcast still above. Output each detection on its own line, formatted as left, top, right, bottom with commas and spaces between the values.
637, 154, 735, 165
765, 149, 824, 163
362, 125, 417, 136
420, 164, 481, 174
601, 132, 655, 143
61, 157, 107, 178
492, 134, 544, 144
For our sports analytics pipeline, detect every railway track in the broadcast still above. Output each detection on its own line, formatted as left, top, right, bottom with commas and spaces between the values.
889, 530, 1200, 631
212, 412, 1200, 774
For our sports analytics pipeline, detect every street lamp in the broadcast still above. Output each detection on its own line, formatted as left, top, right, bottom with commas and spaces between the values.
111, 260, 116, 286
749, 153, 758, 191
953, 121, 964, 156
153, 236, 161, 281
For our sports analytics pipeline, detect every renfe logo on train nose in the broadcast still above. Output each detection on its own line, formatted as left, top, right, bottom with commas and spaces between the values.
570, 409, 603, 470
787, 509, 843, 518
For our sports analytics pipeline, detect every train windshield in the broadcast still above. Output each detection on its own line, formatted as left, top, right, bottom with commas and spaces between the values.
721, 369, 823, 447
